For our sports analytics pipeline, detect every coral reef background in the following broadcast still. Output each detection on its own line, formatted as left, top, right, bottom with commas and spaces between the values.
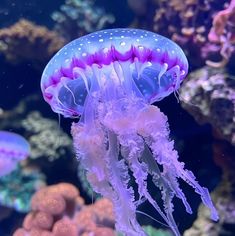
0, 0, 234, 235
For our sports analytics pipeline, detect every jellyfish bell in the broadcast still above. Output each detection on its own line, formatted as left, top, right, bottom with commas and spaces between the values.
41, 28, 218, 236
0, 131, 30, 177
41, 28, 188, 118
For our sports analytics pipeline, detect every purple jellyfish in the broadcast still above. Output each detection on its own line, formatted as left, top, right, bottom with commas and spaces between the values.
41, 28, 218, 236
0, 131, 30, 177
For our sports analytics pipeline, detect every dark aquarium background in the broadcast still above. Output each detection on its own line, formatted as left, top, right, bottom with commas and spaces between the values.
0, 0, 234, 236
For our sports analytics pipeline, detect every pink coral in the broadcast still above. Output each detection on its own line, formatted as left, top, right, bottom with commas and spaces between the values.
207, 0, 235, 67
13, 183, 115, 236
152, 0, 231, 68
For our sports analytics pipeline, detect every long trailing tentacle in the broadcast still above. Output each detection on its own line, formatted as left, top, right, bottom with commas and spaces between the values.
72, 94, 218, 236
72, 122, 147, 236
102, 98, 181, 235
141, 144, 181, 236
106, 130, 147, 236
118, 133, 175, 228
136, 105, 219, 221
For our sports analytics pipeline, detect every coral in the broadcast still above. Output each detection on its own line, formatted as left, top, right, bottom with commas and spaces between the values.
207, 0, 235, 67
0, 19, 65, 67
13, 183, 116, 236
153, 0, 229, 68
143, 226, 173, 236
52, 0, 115, 41
179, 66, 235, 145
21, 111, 73, 161
0, 164, 46, 212
117, 225, 173, 236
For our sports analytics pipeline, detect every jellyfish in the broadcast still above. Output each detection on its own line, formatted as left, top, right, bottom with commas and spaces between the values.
0, 131, 30, 177
41, 28, 218, 236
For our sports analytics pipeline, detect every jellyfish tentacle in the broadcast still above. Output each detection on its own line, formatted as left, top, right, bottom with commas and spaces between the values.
72, 118, 147, 236
73, 67, 90, 93
165, 64, 181, 90
113, 61, 124, 84
163, 171, 192, 214
102, 99, 181, 236
118, 133, 174, 226
60, 77, 79, 107
158, 63, 168, 87
119, 61, 136, 93
141, 143, 181, 236
138, 106, 219, 221
150, 134, 219, 220
147, 137, 192, 214
71, 123, 115, 198
106, 130, 147, 236
120, 61, 146, 99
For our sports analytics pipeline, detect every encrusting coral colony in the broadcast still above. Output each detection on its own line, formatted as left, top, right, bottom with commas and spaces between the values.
0, 0, 234, 236
0, 19, 65, 67
13, 183, 116, 236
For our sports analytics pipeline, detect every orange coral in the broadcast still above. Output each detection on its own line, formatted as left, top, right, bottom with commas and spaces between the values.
13, 183, 115, 236
0, 19, 65, 67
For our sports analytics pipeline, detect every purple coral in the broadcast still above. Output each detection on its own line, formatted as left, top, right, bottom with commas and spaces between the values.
41, 28, 218, 236
207, 0, 235, 67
